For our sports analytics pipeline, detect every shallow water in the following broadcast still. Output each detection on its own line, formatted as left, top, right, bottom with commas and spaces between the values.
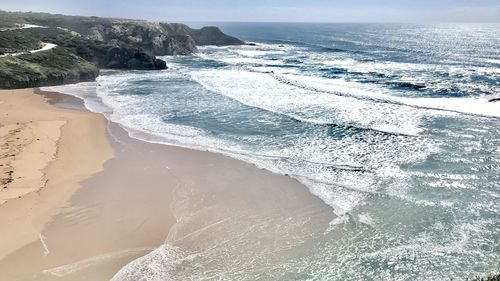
45, 23, 500, 280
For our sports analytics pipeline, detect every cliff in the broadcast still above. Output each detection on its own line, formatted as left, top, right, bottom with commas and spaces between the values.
0, 10, 244, 89
0, 11, 244, 55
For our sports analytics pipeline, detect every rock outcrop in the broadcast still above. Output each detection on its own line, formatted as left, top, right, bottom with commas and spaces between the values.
0, 11, 244, 56
81, 21, 243, 55
100, 46, 168, 70
190, 26, 244, 46
0, 10, 245, 89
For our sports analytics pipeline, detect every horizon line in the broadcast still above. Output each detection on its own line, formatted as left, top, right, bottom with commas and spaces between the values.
2, 9, 499, 25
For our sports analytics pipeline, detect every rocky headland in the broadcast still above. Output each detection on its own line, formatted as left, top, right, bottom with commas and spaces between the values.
0, 10, 244, 89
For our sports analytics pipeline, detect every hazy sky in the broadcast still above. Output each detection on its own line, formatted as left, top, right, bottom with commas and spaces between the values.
2, 0, 500, 22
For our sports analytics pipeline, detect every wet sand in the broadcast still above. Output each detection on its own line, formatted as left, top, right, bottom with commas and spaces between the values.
0, 89, 333, 281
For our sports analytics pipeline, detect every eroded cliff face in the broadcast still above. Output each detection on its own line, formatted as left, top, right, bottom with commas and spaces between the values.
0, 11, 245, 88
85, 21, 243, 56
1, 10, 245, 57
86, 22, 195, 55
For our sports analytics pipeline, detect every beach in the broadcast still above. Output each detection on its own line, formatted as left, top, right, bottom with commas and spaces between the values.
0, 88, 331, 280
0, 88, 114, 279
1, 8, 499, 279
0, 88, 113, 259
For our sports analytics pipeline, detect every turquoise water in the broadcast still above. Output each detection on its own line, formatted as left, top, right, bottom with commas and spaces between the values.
46, 23, 500, 280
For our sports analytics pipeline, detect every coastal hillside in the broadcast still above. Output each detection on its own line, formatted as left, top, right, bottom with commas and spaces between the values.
0, 47, 98, 89
0, 10, 244, 89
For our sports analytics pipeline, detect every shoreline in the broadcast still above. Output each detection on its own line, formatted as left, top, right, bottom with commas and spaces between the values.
0, 88, 333, 280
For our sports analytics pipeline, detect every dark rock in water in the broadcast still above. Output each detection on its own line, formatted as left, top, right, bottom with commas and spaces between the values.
488, 98, 500, 102
101, 47, 166, 70
247, 43, 257, 46
153, 58, 167, 69
392, 81, 426, 90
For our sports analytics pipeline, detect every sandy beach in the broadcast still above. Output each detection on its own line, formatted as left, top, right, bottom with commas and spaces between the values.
0, 89, 332, 280
0, 89, 113, 259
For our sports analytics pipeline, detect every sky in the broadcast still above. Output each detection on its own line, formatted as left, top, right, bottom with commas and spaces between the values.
1, 0, 500, 23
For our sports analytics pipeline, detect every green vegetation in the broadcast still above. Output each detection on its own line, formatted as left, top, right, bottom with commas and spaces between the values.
0, 10, 118, 35
0, 47, 98, 89
0, 9, 243, 88
0, 30, 41, 53
17, 27, 166, 69
0, 14, 24, 29
0, 10, 175, 88
0, 23, 163, 88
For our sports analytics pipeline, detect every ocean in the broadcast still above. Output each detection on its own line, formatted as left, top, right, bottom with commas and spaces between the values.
45, 23, 500, 280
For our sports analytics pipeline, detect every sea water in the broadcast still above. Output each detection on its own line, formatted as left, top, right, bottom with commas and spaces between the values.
44, 23, 500, 280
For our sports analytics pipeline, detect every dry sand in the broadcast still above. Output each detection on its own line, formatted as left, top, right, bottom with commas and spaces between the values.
0, 89, 113, 278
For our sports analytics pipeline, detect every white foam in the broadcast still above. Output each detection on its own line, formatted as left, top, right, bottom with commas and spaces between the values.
68, 35, 499, 281
219, 57, 284, 65
233, 49, 287, 57
483, 58, 500, 65
311, 52, 500, 76
43, 65, 440, 218
276, 73, 500, 118
92, 75, 433, 216
358, 213, 375, 226
191, 69, 428, 135
110, 245, 194, 281
42, 82, 111, 114
197, 43, 301, 67
404, 97, 500, 118
199, 43, 297, 53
